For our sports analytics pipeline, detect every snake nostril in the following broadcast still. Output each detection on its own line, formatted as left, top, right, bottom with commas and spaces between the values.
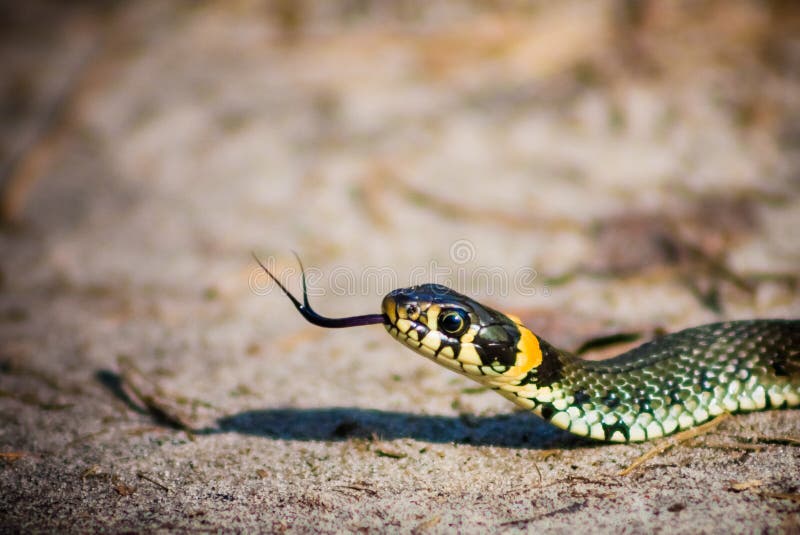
406, 304, 419, 317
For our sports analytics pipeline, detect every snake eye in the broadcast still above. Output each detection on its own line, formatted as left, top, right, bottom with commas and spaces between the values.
438, 309, 469, 337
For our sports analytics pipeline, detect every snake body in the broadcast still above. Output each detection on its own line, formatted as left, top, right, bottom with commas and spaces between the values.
255, 256, 800, 443
384, 285, 799, 442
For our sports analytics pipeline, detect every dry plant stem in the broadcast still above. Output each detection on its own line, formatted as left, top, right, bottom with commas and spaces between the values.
728, 479, 763, 491
117, 356, 193, 430
758, 492, 800, 503
0, 452, 29, 462
697, 441, 766, 452
411, 515, 441, 534
726, 433, 800, 446
136, 471, 171, 493
334, 485, 378, 497
618, 413, 732, 476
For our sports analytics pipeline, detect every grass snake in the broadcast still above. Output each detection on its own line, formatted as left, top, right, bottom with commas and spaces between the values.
255, 255, 799, 443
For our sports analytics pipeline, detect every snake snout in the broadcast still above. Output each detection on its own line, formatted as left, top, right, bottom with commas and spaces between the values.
381, 294, 398, 324
381, 292, 419, 326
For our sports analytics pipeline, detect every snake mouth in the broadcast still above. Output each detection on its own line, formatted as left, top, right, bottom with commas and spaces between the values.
381, 293, 439, 354
382, 295, 424, 339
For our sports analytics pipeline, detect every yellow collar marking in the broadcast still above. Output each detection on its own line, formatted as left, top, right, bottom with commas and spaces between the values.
506, 313, 543, 377
482, 314, 542, 386
515, 325, 543, 372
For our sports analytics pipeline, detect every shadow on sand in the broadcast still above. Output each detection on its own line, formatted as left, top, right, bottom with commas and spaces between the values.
213, 407, 590, 449
97, 369, 589, 449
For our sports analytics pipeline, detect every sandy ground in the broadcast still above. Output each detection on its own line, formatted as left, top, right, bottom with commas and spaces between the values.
1, 1, 799, 532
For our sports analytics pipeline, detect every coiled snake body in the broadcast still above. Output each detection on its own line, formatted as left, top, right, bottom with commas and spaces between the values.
255, 256, 800, 443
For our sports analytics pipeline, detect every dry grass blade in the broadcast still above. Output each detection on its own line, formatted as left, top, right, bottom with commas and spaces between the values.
375, 447, 407, 459
113, 481, 137, 496
698, 441, 766, 452
411, 515, 441, 534
136, 471, 171, 493
117, 356, 193, 430
619, 413, 732, 476
727, 434, 800, 446
333, 484, 378, 497
758, 492, 800, 503
0, 452, 30, 462
728, 479, 763, 492
499, 501, 586, 527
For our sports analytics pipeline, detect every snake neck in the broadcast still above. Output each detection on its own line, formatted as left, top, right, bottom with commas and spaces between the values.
489, 335, 694, 443
489, 320, 800, 442
487, 337, 588, 421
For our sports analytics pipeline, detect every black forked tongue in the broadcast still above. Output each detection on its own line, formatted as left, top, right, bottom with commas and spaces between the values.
252, 253, 386, 328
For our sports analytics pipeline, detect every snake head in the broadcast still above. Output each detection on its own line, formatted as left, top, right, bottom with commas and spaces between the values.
382, 285, 543, 385
254, 253, 543, 386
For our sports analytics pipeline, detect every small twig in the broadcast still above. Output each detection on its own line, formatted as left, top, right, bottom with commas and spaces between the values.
728, 479, 763, 492
499, 501, 585, 527
722, 433, 800, 447
375, 447, 407, 459
136, 471, 171, 493
113, 477, 137, 497
370, 432, 407, 459
411, 515, 441, 534
536, 449, 563, 460
0, 452, 30, 462
81, 465, 105, 479
117, 356, 194, 430
619, 413, 732, 476
333, 484, 378, 497
540, 474, 621, 489
758, 492, 800, 503
532, 460, 543, 486
695, 441, 767, 452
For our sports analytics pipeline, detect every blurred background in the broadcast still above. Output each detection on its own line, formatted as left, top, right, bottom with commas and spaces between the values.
1, 0, 799, 531
3, 0, 800, 314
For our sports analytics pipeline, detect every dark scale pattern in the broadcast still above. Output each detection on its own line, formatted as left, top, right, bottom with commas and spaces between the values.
538, 320, 800, 441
